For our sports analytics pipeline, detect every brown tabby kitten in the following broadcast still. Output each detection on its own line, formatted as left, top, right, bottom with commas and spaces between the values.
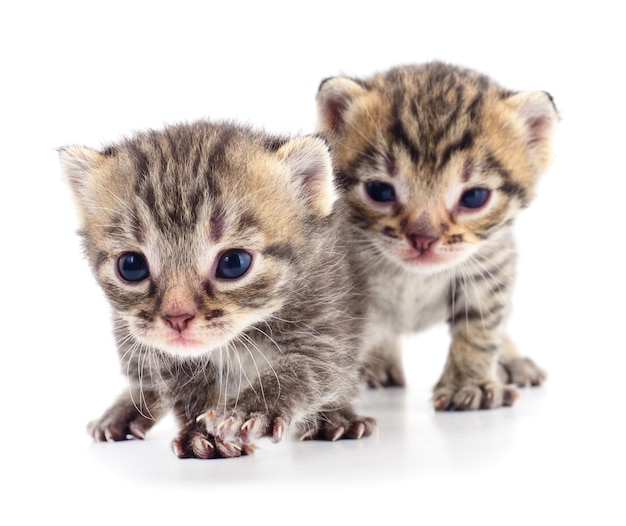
316, 62, 558, 410
60, 121, 375, 459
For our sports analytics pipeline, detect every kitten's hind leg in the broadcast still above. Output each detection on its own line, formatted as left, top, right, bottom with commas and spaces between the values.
497, 335, 547, 387
88, 388, 164, 441
361, 337, 406, 388
298, 406, 377, 441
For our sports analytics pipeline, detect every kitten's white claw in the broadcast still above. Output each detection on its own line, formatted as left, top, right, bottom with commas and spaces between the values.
354, 422, 365, 440
197, 409, 214, 423
240, 418, 260, 443
129, 421, 146, 440
272, 420, 285, 443
172, 439, 184, 458
299, 428, 317, 441
104, 429, 115, 442
216, 415, 243, 441
192, 436, 215, 459
434, 395, 449, 411
332, 426, 346, 441
216, 440, 242, 458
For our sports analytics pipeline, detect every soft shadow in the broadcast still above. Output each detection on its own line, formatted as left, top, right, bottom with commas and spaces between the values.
84, 385, 548, 488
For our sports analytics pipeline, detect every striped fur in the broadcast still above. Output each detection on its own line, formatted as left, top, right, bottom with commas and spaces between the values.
60, 121, 375, 458
317, 62, 558, 410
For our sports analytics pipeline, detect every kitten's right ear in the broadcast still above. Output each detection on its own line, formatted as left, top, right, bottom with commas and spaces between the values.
316, 77, 367, 137
58, 145, 107, 203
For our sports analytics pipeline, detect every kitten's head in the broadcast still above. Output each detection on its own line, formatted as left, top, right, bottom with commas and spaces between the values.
317, 62, 558, 273
60, 121, 336, 358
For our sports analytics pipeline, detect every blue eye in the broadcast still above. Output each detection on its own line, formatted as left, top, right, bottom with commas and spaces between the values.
216, 249, 252, 280
117, 252, 150, 282
460, 188, 490, 209
365, 181, 396, 203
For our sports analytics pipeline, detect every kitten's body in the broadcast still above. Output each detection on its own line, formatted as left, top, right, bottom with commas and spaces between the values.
61, 121, 374, 458
317, 62, 558, 409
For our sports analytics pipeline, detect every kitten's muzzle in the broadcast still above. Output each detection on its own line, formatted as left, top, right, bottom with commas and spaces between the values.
162, 312, 195, 333
407, 233, 439, 254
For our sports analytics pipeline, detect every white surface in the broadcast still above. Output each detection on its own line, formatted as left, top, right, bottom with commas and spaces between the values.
1, 1, 624, 524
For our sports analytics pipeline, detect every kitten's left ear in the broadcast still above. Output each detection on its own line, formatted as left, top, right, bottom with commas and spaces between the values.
276, 136, 337, 217
58, 145, 107, 202
509, 91, 559, 169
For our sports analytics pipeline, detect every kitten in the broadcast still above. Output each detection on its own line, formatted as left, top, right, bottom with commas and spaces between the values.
316, 62, 558, 410
60, 120, 375, 458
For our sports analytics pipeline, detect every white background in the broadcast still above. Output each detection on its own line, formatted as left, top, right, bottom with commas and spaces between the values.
1, 1, 624, 524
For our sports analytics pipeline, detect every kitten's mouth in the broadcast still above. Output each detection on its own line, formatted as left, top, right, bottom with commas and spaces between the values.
404, 250, 447, 267
166, 332, 203, 348
131, 323, 233, 358
160, 325, 233, 357
397, 245, 468, 273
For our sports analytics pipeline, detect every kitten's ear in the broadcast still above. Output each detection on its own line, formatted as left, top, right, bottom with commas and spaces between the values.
509, 91, 559, 168
58, 145, 107, 203
276, 136, 337, 217
316, 77, 367, 137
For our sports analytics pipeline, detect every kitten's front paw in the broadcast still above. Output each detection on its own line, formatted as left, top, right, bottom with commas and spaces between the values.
172, 422, 255, 459
498, 357, 547, 387
88, 406, 156, 442
361, 347, 405, 388
433, 381, 519, 411
199, 409, 289, 445
299, 408, 377, 441
362, 361, 406, 389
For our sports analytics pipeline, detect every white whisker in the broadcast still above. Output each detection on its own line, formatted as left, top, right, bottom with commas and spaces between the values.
239, 332, 282, 405
234, 335, 269, 413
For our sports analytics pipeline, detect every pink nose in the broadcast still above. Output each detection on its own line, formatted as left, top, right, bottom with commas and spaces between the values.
408, 234, 439, 254
162, 312, 195, 332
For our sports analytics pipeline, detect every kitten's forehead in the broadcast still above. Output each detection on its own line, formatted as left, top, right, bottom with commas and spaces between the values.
345, 64, 516, 195
103, 123, 288, 230
380, 70, 494, 162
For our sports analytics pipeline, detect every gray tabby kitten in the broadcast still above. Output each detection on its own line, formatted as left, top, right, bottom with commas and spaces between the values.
60, 121, 375, 459
316, 62, 558, 410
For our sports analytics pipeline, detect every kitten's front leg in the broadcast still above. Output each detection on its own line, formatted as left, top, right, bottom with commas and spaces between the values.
170, 387, 255, 459
172, 418, 256, 459
434, 284, 519, 411
198, 363, 301, 446
202, 399, 375, 445
199, 352, 374, 445
88, 387, 164, 441
298, 407, 377, 441
433, 251, 526, 411
433, 333, 518, 411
